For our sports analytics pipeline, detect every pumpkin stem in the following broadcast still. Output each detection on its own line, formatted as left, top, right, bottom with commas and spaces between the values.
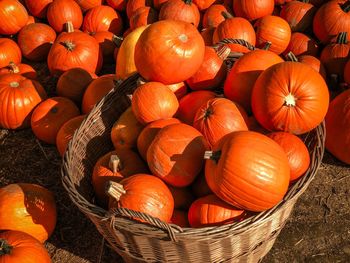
109, 155, 122, 173
216, 45, 231, 60
0, 239, 13, 256
336, 32, 348, 44
105, 181, 126, 202
284, 93, 296, 107
341, 1, 350, 12
112, 35, 124, 48
184, 0, 192, 4
64, 21, 74, 33
262, 41, 272, 50
204, 108, 213, 118
221, 11, 234, 20
136, 77, 147, 87
204, 150, 221, 162
8, 62, 19, 73
62, 41, 76, 52
9, 82, 19, 88
285, 52, 299, 62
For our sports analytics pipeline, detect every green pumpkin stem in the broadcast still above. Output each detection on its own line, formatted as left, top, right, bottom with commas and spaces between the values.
341, 1, 350, 12
106, 181, 126, 202
184, 0, 192, 4
262, 42, 272, 50
112, 35, 123, 48
109, 155, 122, 173
216, 45, 231, 60
8, 62, 19, 73
204, 150, 222, 163
336, 32, 348, 44
0, 239, 13, 256
221, 11, 234, 20
285, 52, 299, 62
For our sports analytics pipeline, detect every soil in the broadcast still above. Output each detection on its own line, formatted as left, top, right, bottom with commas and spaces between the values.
0, 62, 349, 263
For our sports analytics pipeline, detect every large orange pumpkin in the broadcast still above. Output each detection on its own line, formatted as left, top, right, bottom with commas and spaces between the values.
233, 0, 274, 21
0, 184, 57, 243
251, 62, 329, 134
134, 20, 205, 84
0, 0, 28, 35
283, 32, 319, 57
147, 123, 209, 187
0, 38, 21, 69
205, 131, 290, 211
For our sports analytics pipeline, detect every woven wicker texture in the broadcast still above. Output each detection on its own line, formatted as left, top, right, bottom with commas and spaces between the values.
61, 41, 326, 262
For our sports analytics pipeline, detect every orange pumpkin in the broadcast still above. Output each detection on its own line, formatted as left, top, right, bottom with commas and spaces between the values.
168, 185, 194, 210
202, 4, 228, 28
283, 32, 319, 57
24, 0, 52, 18
0, 184, 57, 243
233, 0, 274, 21
129, 6, 158, 29
170, 210, 189, 227
297, 55, 327, 79
0, 0, 28, 35
0, 38, 21, 69
126, 0, 153, 18
166, 82, 188, 99
74, 0, 103, 11
0, 62, 37, 79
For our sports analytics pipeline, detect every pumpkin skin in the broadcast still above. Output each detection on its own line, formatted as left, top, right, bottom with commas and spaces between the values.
82, 5, 123, 35
74, 0, 103, 11
168, 185, 194, 210
111, 107, 145, 150
280, 0, 316, 32
159, 0, 201, 27
166, 82, 188, 99
251, 62, 329, 134
191, 172, 212, 198
283, 32, 319, 57
0, 184, 57, 243
0, 0, 28, 35
0, 38, 21, 69
325, 89, 350, 164
17, 23, 56, 62
193, 98, 248, 148
92, 31, 120, 64
106, 0, 127, 11
224, 49, 284, 113
298, 55, 327, 79
116, 26, 148, 80
129, 6, 158, 30
137, 118, 181, 160
147, 123, 209, 187
126, 0, 153, 18
57, 68, 96, 104
132, 82, 179, 125
313, 0, 350, 44
134, 20, 205, 84
0, 74, 46, 130
170, 210, 189, 227
205, 131, 290, 211
31, 97, 80, 144
200, 27, 215, 46
47, 0, 83, 33
0, 230, 51, 263
233, 0, 274, 21
188, 194, 245, 227
25, 0, 52, 18
153, 0, 169, 9
47, 30, 102, 76
192, 0, 216, 10
267, 132, 310, 181
202, 4, 227, 28
0, 63, 37, 79
81, 74, 118, 113
56, 115, 85, 156
345, 59, 350, 84
177, 90, 216, 124
255, 15, 291, 54
92, 149, 148, 207
26, 15, 36, 25
108, 174, 174, 223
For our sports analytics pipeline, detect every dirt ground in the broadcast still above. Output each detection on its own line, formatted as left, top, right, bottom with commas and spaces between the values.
0, 62, 349, 263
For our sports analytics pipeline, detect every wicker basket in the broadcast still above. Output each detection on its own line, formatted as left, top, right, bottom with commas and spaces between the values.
61, 70, 325, 262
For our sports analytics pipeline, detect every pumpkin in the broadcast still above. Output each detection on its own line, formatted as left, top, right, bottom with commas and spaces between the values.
92, 149, 148, 206
107, 174, 174, 222
200, 27, 215, 46
274, 0, 294, 5
92, 32, 122, 64
47, 23, 102, 76
24, 0, 52, 18
82, 5, 123, 35
57, 68, 96, 104
56, 115, 86, 156
0, 38, 21, 69
129, 6, 158, 30
313, 0, 350, 44
166, 82, 188, 99
283, 32, 319, 57
168, 185, 194, 210
159, 0, 200, 27
177, 90, 216, 124
191, 172, 212, 198
153, 0, 169, 9
280, 0, 316, 32
267, 131, 310, 181
137, 118, 181, 160
74, 0, 103, 11
255, 15, 292, 54
0, 0, 28, 35
111, 107, 145, 150
188, 194, 245, 227
224, 49, 284, 113
233, 0, 274, 21
0, 62, 37, 79
212, 13, 256, 53
0, 230, 51, 263
325, 89, 350, 164
26, 15, 36, 25
134, 20, 205, 84
186, 46, 229, 91
309, 0, 328, 7
345, 59, 350, 84
0, 184, 57, 243
192, 0, 216, 10
31, 97, 80, 144
106, 0, 127, 11
126, 0, 153, 18
288, 53, 327, 79
82, 74, 119, 113
0, 74, 46, 130
47, 0, 83, 33
193, 98, 248, 147
251, 62, 329, 134
147, 123, 209, 187
170, 210, 189, 227
202, 4, 228, 28
205, 131, 290, 211
320, 32, 350, 78
116, 26, 147, 80
17, 23, 57, 62
132, 82, 179, 124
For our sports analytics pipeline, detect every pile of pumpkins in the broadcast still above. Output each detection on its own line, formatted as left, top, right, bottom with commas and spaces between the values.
0, 0, 349, 260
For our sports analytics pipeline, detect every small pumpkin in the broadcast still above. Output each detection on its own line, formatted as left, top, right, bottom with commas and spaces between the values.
283, 32, 319, 57
74, 0, 103, 11
170, 210, 189, 227
126, 0, 153, 18
0, 0, 28, 35
24, 0, 52, 18
0, 62, 37, 79
0, 38, 21, 69
159, 0, 200, 27
129, 6, 158, 30
0, 183, 57, 243
168, 185, 195, 210
92, 32, 122, 64
192, 0, 216, 10
202, 4, 228, 28
106, 0, 127, 11
107, 174, 174, 222
287, 53, 327, 79
233, 0, 274, 21
31, 97, 80, 144
147, 123, 209, 187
